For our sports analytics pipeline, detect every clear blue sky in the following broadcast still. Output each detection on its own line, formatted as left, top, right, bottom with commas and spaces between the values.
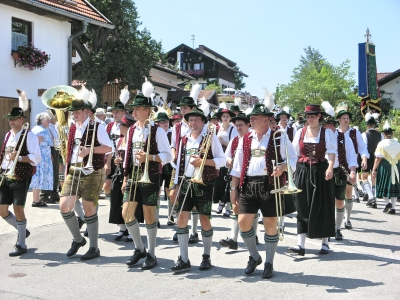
134, 0, 400, 99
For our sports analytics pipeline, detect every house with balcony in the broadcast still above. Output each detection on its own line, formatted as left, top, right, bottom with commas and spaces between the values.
0, 0, 113, 139
167, 44, 248, 91
378, 69, 400, 108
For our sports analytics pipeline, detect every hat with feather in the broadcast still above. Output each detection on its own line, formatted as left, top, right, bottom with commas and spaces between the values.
276, 106, 291, 119
4, 89, 29, 119
129, 78, 155, 107
67, 85, 92, 112
381, 120, 395, 133
111, 86, 130, 110
335, 101, 352, 119
320, 101, 336, 125
177, 83, 200, 107
364, 112, 380, 125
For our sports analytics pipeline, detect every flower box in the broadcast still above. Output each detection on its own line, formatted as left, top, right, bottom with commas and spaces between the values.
12, 43, 50, 70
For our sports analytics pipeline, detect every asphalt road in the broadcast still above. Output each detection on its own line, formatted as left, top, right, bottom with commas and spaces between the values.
0, 193, 399, 299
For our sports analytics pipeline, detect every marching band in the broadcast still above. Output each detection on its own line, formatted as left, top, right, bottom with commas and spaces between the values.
1, 83, 398, 280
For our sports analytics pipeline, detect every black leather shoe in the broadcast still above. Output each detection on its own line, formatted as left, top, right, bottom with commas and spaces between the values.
262, 262, 274, 279
383, 203, 392, 213
189, 233, 199, 244
389, 209, 396, 214
344, 221, 353, 229
157, 221, 160, 228
142, 253, 157, 270
126, 248, 147, 266
9, 245, 27, 257
216, 204, 224, 214
115, 229, 129, 241
319, 244, 330, 255
245, 255, 262, 275
80, 247, 100, 261
362, 194, 368, 202
125, 235, 133, 242
354, 197, 360, 203
84, 228, 88, 237
170, 256, 191, 271
173, 232, 178, 242
335, 229, 343, 241
287, 245, 305, 256
366, 197, 376, 207
77, 217, 85, 230
32, 201, 47, 207
219, 238, 238, 250
199, 254, 212, 271
67, 238, 86, 257
167, 216, 175, 226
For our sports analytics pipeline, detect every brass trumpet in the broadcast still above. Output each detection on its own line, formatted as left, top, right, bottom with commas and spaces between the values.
270, 130, 301, 241
0, 123, 30, 186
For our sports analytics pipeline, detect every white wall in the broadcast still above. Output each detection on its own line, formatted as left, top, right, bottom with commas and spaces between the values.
0, 4, 70, 127
380, 76, 400, 109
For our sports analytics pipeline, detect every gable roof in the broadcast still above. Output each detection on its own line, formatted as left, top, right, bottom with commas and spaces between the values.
378, 69, 400, 86
196, 45, 236, 67
13, 0, 114, 28
168, 44, 248, 77
152, 62, 195, 80
150, 71, 183, 91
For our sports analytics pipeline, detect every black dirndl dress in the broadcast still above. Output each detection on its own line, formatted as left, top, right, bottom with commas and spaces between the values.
294, 160, 335, 238
376, 159, 400, 198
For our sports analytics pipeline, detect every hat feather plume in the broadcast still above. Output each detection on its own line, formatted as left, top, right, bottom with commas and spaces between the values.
283, 106, 290, 114
263, 88, 275, 111
364, 112, 372, 122
88, 89, 97, 108
219, 102, 227, 109
119, 86, 130, 106
199, 97, 210, 117
189, 83, 201, 104
321, 101, 335, 117
234, 96, 241, 106
142, 77, 154, 98
383, 120, 391, 130
16, 89, 28, 112
79, 85, 90, 104
372, 113, 380, 120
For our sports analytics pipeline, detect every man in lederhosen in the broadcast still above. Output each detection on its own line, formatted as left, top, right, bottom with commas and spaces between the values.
170, 108, 226, 271
122, 94, 172, 270
230, 104, 297, 279
59, 99, 113, 260
321, 110, 358, 241
336, 103, 369, 229
170, 94, 200, 243
219, 112, 251, 250
0, 104, 41, 256
103, 101, 126, 200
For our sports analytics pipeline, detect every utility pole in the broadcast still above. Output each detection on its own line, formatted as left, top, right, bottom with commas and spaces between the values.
191, 35, 195, 49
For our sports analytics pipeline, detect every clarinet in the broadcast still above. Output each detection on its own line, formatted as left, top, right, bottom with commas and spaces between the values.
339, 165, 365, 197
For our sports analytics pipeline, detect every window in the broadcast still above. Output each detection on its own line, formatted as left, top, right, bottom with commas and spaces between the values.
12, 18, 32, 51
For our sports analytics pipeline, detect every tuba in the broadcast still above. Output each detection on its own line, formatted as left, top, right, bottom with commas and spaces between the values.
41, 85, 79, 162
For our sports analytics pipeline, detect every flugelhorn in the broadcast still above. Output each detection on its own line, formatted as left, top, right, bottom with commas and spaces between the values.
1, 123, 30, 183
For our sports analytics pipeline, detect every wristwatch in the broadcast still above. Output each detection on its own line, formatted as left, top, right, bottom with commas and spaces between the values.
18, 156, 23, 162
230, 187, 237, 191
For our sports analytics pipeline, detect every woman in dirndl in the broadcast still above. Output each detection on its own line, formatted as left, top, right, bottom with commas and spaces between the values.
109, 115, 136, 241
288, 104, 337, 256
372, 121, 400, 215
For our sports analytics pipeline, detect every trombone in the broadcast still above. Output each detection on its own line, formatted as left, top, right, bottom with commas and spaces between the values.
0, 123, 30, 185
270, 130, 301, 241
126, 119, 152, 222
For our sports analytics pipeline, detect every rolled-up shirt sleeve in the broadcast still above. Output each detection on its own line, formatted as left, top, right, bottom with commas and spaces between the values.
356, 129, 369, 159
156, 127, 172, 164
211, 134, 226, 169
97, 123, 113, 149
27, 132, 41, 166
230, 137, 243, 178
170, 124, 177, 149
325, 129, 338, 156
225, 139, 233, 163
280, 135, 297, 172
292, 129, 302, 157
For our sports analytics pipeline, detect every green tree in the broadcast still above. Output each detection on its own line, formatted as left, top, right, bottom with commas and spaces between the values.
205, 80, 222, 94
233, 66, 246, 90
72, 0, 164, 101
279, 47, 360, 123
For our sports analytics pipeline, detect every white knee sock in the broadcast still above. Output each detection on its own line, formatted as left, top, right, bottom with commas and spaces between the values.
298, 233, 306, 248
391, 197, 397, 209
363, 181, 374, 199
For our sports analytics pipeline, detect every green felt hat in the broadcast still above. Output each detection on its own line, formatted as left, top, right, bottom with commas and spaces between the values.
155, 112, 170, 122
86, 101, 96, 113
276, 110, 291, 119
3, 107, 27, 119
66, 99, 88, 112
231, 112, 249, 123
177, 96, 196, 107
111, 101, 125, 111
128, 94, 154, 107
184, 108, 208, 123
230, 105, 240, 112
335, 102, 352, 119
320, 115, 336, 125
246, 104, 274, 117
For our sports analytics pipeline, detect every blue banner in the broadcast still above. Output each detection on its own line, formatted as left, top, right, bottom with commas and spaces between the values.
358, 43, 368, 98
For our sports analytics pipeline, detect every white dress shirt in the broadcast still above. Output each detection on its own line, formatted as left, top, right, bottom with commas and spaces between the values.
170, 121, 190, 149
231, 128, 297, 178
71, 117, 113, 164
279, 124, 297, 138
329, 130, 358, 169
2, 129, 41, 169
110, 122, 121, 136
124, 121, 172, 167
217, 124, 239, 145
292, 126, 337, 157
173, 126, 226, 184
338, 126, 369, 159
